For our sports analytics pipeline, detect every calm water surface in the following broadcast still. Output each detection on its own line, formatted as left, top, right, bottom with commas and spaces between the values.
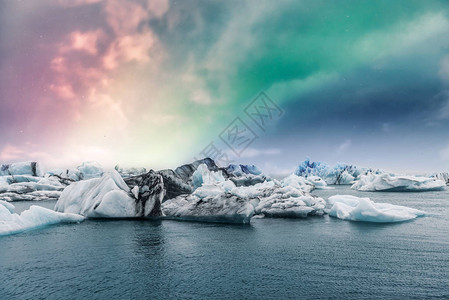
1, 186, 449, 299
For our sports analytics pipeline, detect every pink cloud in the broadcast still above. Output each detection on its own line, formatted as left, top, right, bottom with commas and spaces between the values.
57, 0, 102, 7
104, 0, 149, 35
49, 83, 76, 99
66, 30, 103, 55
103, 30, 155, 69
0, 145, 25, 161
146, 0, 170, 18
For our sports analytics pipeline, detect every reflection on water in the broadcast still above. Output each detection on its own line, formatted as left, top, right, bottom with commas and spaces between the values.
1, 187, 449, 299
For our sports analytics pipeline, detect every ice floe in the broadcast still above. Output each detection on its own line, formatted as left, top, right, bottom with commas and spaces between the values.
326, 195, 426, 222
351, 173, 446, 192
0, 202, 84, 236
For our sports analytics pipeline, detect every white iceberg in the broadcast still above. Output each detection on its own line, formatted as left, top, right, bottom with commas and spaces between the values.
0, 161, 43, 177
162, 172, 325, 223
0, 175, 64, 201
226, 164, 263, 176
326, 195, 426, 222
304, 175, 330, 189
431, 172, 449, 185
351, 173, 446, 192
280, 174, 315, 193
295, 159, 381, 185
0, 202, 84, 236
252, 180, 325, 218
192, 164, 226, 190
55, 170, 165, 218
162, 178, 256, 224
46, 161, 104, 182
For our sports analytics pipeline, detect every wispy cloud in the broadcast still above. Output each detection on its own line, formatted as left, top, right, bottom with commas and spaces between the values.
239, 148, 281, 158
336, 139, 352, 155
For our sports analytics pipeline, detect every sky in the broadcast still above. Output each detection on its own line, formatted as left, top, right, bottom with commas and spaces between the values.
1, 0, 449, 175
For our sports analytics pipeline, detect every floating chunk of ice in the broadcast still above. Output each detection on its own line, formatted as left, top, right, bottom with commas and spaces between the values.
351, 174, 446, 192
0, 203, 84, 236
327, 195, 426, 222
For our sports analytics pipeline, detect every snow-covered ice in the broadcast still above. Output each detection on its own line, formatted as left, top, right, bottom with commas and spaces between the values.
431, 172, 449, 185
326, 195, 426, 222
0, 202, 84, 236
0, 175, 64, 201
295, 159, 381, 185
280, 174, 315, 193
55, 170, 165, 218
192, 164, 226, 190
162, 170, 325, 223
304, 175, 330, 189
0, 161, 43, 177
351, 173, 446, 192
47, 161, 104, 182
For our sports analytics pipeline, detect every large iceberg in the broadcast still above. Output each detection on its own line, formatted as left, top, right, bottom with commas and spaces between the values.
252, 180, 325, 218
295, 159, 381, 185
156, 158, 269, 202
162, 167, 325, 223
162, 184, 257, 224
326, 195, 426, 222
0, 201, 84, 236
55, 170, 165, 218
351, 173, 446, 192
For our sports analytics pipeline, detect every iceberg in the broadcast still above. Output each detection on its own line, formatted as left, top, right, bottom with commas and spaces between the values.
226, 164, 263, 176
0, 202, 84, 236
157, 169, 193, 202
295, 159, 381, 185
253, 179, 325, 218
55, 170, 165, 218
280, 174, 315, 193
0, 175, 64, 202
162, 190, 256, 224
0, 161, 43, 177
162, 177, 257, 224
192, 164, 226, 190
47, 161, 104, 182
157, 158, 269, 202
162, 170, 325, 223
351, 173, 446, 192
225, 164, 267, 186
431, 172, 449, 185
115, 165, 147, 179
304, 175, 329, 189
326, 195, 426, 222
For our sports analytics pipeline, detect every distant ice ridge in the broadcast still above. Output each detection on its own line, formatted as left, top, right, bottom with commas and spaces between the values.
55, 170, 165, 218
0, 201, 84, 236
192, 164, 226, 190
326, 195, 426, 222
0, 161, 43, 177
294, 159, 381, 185
0, 173, 64, 202
431, 172, 449, 185
162, 165, 325, 223
114, 165, 147, 179
351, 174, 446, 192
46, 161, 104, 182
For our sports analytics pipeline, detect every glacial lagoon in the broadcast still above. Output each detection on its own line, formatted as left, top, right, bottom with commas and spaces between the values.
1, 186, 449, 299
